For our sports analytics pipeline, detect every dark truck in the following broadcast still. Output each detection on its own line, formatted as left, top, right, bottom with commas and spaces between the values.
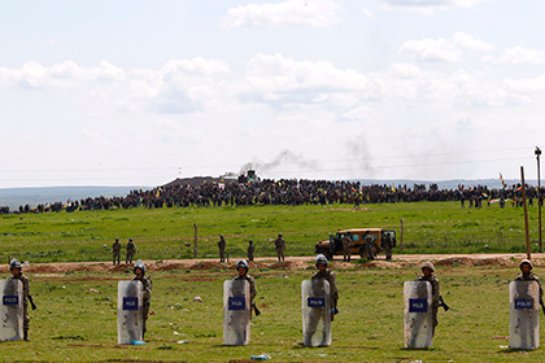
315, 228, 396, 260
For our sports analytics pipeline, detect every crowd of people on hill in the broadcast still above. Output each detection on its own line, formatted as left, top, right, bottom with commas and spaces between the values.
2, 178, 543, 214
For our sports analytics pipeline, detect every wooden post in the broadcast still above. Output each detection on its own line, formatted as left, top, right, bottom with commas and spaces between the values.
400, 218, 404, 251
193, 223, 198, 258
521, 166, 531, 259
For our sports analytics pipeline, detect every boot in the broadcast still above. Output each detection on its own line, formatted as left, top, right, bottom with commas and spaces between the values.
24, 329, 29, 341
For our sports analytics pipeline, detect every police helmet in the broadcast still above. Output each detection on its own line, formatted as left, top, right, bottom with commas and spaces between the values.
9, 259, 22, 270
315, 254, 328, 266
133, 260, 146, 274
420, 261, 435, 272
236, 260, 249, 270
519, 259, 533, 271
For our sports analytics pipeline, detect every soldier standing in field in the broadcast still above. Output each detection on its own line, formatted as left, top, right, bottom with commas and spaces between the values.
133, 260, 152, 339
126, 238, 136, 265
273, 233, 286, 262
364, 234, 374, 261
247, 240, 255, 262
218, 235, 226, 263
382, 233, 394, 261
112, 238, 121, 265
342, 233, 351, 262
9, 259, 37, 341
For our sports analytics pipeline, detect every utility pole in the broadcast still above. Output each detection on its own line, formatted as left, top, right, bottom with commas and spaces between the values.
521, 166, 531, 259
536, 147, 542, 253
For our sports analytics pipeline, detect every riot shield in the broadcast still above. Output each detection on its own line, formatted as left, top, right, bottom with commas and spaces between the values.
403, 280, 433, 349
223, 279, 251, 346
302, 279, 332, 347
509, 280, 540, 350
0, 279, 23, 341
117, 280, 144, 344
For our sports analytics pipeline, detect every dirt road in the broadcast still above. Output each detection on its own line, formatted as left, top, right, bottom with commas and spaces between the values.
1, 253, 542, 274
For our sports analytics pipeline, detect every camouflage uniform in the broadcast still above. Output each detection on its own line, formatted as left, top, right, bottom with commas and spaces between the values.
418, 262, 440, 336
364, 235, 374, 260
126, 239, 136, 264
218, 236, 226, 263
342, 235, 351, 262
247, 240, 255, 262
112, 239, 121, 265
382, 233, 393, 261
133, 273, 152, 338
274, 234, 286, 262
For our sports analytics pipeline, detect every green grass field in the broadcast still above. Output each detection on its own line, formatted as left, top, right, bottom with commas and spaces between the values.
0, 202, 538, 263
1, 264, 544, 362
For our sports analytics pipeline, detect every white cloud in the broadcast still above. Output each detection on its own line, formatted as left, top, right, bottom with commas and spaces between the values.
245, 53, 377, 92
0, 61, 86, 88
452, 31, 495, 51
162, 58, 231, 75
222, 0, 340, 29
0, 58, 232, 114
93, 61, 126, 81
399, 32, 495, 62
385, 0, 480, 6
0, 52, 526, 121
241, 53, 382, 110
505, 74, 545, 93
383, 0, 482, 13
387, 63, 514, 107
482, 46, 545, 65
400, 37, 461, 62
389, 63, 423, 79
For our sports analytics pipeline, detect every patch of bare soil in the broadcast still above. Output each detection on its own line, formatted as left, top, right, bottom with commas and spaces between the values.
264, 260, 310, 270
189, 261, 225, 270
435, 257, 477, 267
434, 256, 517, 267
473, 257, 515, 267
357, 260, 408, 269
155, 262, 187, 271
1, 253, 543, 274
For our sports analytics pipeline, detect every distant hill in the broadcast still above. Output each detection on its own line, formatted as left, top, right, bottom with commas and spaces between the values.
163, 176, 221, 188
0, 186, 149, 210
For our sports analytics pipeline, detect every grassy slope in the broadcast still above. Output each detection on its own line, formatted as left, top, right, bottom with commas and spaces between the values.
0, 202, 537, 263
0, 265, 543, 362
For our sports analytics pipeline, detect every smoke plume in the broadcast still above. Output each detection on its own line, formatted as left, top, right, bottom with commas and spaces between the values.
240, 149, 319, 175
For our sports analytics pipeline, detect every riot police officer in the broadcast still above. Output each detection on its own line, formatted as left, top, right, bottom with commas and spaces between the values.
9, 259, 37, 341
132, 260, 152, 339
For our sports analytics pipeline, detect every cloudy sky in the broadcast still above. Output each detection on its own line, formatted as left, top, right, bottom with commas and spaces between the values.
1, 0, 544, 187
